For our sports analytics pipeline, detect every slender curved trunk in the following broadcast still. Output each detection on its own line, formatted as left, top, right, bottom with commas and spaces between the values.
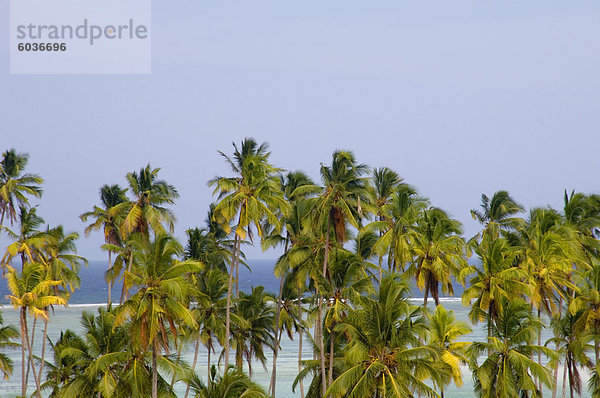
328, 329, 335, 387
569, 363, 574, 398
107, 251, 112, 307
120, 249, 134, 304
224, 234, 239, 370
317, 296, 326, 396
183, 337, 201, 398
538, 307, 543, 398
20, 309, 27, 398
25, 315, 37, 388
22, 310, 42, 398
553, 298, 564, 398
37, 317, 49, 385
562, 359, 567, 397
152, 339, 158, 398
298, 294, 305, 398
207, 342, 212, 383
270, 239, 289, 397
423, 282, 429, 308
0, 208, 5, 237
319, 221, 331, 396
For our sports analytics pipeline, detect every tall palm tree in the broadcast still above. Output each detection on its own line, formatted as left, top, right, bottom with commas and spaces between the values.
0, 149, 43, 232
302, 150, 371, 393
321, 249, 373, 387
462, 237, 528, 341
470, 190, 524, 241
470, 299, 556, 398
521, 207, 581, 395
230, 286, 276, 379
372, 184, 429, 274
1, 205, 46, 272
184, 269, 228, 398
0, 311, 19, 380
114, 164, 179, 237
427, 305, 472, 398
80, 184, 128, 306
209, 138, 286, 370
114, 233, 203, 398
5, 263, 66, 397
325, 274, 440, 398
410, 207, 467, 307
265, 170, 313, 398
547, 310, 593, 398
371, 167, 402, 280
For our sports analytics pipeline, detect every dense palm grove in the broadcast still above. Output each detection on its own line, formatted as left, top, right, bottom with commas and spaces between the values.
1, 141, 600, 398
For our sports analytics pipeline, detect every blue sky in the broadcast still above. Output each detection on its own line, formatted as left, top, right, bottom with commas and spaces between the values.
2, 1, 600, 261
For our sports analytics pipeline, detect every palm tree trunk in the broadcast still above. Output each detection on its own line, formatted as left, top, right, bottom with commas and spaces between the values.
37, 317, 49, 386
270, 269, 286, 397
207, 342, 212, 383
270, 236, 290, 396
553, 298, 563, 398
298, 294, 305, 398
120, 249, 134, 304
224, 234, 239, 369
562, 359, 567, 397
22, 310, 42, 398
0, 207, 5, 237
107, 251, 112, 307
569, 362, 574, 398
183, 337, 201, 398
538, 307, 543, 398
318, 221, 331, 396
20, 309, 27, 398
328, 329, 335, 387
25, 315, 37, 388
152, 339, 158, 398
317, 295, 327, 396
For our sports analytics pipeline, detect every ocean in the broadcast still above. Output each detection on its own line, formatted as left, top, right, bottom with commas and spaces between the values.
0, 260, 590, 397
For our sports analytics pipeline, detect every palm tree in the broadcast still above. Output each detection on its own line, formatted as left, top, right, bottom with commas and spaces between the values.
303, 150, 371, 393
470, 190, 524, 241
321, 249, 373, 387
0, 149, 43, 232
114, 233, 203, 398
371, 184, 429, 273
265, 170, 313, 398
1, 205, 46, 272
547, 310, 593, 398
0, 311, 19, 380
5, 263, 66, 397
470, 299, 556, 398
80, 184, 128, 306
184, 269, 228, 398
462, 237, 528, 341
410, 207, 467, 307
187, 366, 269, 398
230, 286, 276, 379
427, 305, 471, 398
43, 307, 128, 397
209, 138, 286, 369
325, 274, 440, 398
521, 207, 581, 395
371, 167, 402, 280
114, 164, 179, 237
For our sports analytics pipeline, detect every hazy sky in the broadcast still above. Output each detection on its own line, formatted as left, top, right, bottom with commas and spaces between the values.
2, 1, 599, 261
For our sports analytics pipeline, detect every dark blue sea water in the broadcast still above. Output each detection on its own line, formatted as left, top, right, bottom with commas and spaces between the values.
0, 259, 282, 305
0, 259, 466, 305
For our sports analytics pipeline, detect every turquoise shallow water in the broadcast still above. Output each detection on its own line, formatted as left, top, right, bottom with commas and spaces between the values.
1, 299, 590, 398
0, 261, 593, 397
